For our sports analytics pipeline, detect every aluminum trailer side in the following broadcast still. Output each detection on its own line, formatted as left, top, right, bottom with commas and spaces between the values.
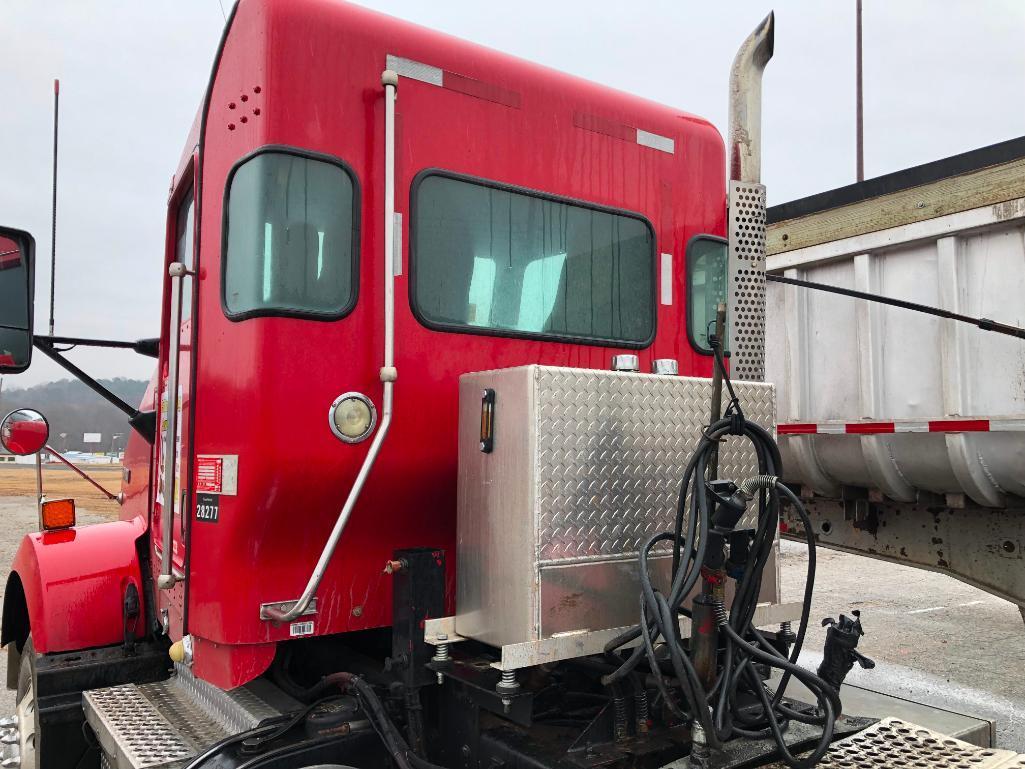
766, 137, 1025, 615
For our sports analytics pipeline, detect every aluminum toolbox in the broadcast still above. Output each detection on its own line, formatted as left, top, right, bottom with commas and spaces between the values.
456, 364, 778, 649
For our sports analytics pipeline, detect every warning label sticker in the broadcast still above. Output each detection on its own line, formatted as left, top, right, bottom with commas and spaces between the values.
195, 455, 238, 495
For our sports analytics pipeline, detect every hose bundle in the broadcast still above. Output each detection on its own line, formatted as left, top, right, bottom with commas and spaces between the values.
602, 344, 841, 768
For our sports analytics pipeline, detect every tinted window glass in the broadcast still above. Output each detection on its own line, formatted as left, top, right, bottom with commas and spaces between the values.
687, 237, 728, 353
413, 174, 655, 345
224, 151, 356, 318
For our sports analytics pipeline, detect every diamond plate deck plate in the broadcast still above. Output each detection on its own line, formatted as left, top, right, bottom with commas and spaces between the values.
534, 367, 774, 562
805, 718, 1024, 768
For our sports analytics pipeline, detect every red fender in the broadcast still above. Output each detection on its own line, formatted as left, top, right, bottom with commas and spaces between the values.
3, 515, 147, 654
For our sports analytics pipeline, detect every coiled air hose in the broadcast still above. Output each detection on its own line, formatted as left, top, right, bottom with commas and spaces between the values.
602, 344, 841, 769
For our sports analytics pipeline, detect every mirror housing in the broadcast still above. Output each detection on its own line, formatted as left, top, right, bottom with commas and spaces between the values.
1, 408, 50, 456
0, 226, 35, 374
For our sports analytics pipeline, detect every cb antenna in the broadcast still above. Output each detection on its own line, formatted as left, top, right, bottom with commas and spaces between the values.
49, 78, 59, 336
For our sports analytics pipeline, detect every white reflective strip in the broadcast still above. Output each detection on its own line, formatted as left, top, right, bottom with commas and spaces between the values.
894, 421, 929, 433
636, 129, 675, 154
393, 212, 403, 276
386, 54, 443, 86
660, 253, 673, 305
990, 418, 1025, 432
817, 423, 846, 435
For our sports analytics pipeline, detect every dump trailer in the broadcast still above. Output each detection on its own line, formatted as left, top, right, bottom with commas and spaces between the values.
0, 2, 1022, 769
766, 137, 1025, 617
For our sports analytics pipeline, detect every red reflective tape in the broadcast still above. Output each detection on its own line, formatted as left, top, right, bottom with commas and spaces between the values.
443, 71, 521, 108
777, 423, 818, 435
845, 422, 895, 434
928, 419, 990, 433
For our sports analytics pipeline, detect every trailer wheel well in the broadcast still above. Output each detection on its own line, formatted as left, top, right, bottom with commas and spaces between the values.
1, 572, 30, 653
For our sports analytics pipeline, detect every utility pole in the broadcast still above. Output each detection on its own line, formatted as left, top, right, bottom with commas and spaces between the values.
856, 0, 864, 182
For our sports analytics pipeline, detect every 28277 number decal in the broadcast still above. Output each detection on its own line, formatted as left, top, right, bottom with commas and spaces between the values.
195, 492, 220, 523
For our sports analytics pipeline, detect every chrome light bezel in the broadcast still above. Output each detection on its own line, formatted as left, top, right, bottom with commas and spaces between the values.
328, 392, 378, 444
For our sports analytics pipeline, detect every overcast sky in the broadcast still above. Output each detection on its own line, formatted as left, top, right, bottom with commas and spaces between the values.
2, 0, 1023, 388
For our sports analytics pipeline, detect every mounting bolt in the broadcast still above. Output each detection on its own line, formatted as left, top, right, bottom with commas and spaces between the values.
496, 669, 519, 694
351, 605, 363, 618
634, 690, 650, 734
431, 634, 451, 685
780, 620, 796, 643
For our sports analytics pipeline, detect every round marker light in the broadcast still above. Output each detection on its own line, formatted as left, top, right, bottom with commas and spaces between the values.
329, 392, 377, 443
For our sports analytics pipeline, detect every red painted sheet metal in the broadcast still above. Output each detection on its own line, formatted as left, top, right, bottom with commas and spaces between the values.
165, 0, 727, 688
11, 516, 146, 654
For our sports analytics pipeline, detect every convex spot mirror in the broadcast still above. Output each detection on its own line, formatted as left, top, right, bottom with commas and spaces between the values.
0, 226, 35, 374
1, 409, 49, 456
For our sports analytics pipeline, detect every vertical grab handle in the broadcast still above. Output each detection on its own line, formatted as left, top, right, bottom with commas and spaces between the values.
261, 70, 399, 623
157, 261, 187, 590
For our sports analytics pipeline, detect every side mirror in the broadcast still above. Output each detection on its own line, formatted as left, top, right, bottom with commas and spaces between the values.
0, 226, 35, 374
1, 409, 49, 456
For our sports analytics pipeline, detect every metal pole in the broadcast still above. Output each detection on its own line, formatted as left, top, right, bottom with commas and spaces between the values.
157, 263, 185, 590
44, 445, 119, 501
856, 0, 864, 182
49, 79, 59, 336
35, 453, 43, 529
707, 302, 727, 481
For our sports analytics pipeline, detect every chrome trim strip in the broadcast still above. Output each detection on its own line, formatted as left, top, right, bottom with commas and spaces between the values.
386, 54, 443, 87
636, 128, 675, 154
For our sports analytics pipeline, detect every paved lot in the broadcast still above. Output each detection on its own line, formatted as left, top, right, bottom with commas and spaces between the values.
0, 495, 1019, 749
780, 538, 1025, 750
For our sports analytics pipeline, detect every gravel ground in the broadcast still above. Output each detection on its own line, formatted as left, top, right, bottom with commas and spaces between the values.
0, 496, 1019, 749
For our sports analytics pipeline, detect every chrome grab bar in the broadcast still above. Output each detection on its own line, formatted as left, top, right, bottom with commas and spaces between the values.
157, 261, 187, 590
262, 69, 400, 623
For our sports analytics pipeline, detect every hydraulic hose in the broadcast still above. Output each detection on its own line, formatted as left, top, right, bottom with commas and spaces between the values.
603, 344, 839, 768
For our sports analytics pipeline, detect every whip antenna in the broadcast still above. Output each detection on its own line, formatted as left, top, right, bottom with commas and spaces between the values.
49, 78, 59, 336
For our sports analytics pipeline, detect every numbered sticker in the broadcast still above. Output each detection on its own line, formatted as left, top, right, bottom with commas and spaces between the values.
290, 621, 315, 637
195, 493, 219, 523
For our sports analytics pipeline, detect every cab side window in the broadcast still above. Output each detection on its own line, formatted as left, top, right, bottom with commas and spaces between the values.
686, 236, 728, 354
412, 172, 656, 347
223, 148, 359, 320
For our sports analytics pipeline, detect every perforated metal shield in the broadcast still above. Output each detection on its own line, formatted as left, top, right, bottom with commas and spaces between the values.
728, 180, 767, 382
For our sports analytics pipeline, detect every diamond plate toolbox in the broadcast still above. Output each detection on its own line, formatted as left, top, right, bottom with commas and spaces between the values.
456, 365, 776, 649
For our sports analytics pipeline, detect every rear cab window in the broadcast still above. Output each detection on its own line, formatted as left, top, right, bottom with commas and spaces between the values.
222, 147, 359, 320
411, 171, 656, 347
686, 235, 728, 354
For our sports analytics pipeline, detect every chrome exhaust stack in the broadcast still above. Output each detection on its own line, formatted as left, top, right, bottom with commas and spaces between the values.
726, 12, 774, 383
728, 12, 774, 185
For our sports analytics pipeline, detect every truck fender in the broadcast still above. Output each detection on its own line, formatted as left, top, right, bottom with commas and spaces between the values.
1, 516, 147, 656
